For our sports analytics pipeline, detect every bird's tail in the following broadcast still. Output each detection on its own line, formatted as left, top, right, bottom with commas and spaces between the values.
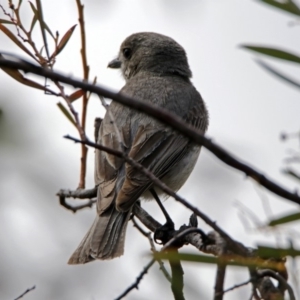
68, 205, 131, 264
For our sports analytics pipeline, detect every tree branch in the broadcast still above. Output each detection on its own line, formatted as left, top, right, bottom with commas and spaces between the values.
256, 269, 295, 300
14, 285, 36, 300
65, 135, 250, 256
114, 259, 155, 300
57, 188, 97, 212
131, 216, 172, 282
0, 56, 298, 206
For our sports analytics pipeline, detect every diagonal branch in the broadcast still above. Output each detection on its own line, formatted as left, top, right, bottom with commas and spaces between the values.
0, 56, 299, 206
65, 135, 249, 256
131, 217, 172, 282
114, 259, 155, 300
14, 285, 36, 300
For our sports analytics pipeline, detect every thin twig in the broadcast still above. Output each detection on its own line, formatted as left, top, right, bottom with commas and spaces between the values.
59, 196, 96, 213
57, 185, 97, 213
132, 216, 172, 282
215, 279, 252, 297
57, 187, 97, 199
14, 285, 36, 300
55, 83, 86, 139
55, 82, 88, 190
75, 0, 89, 81
5, 6, 44, 62
147, 233, 172, 283
132, 216, 150, 237
0, 57, 299, 206
115, 225, 198, 300
76, 0, 89, 189
114, 259, 155, 300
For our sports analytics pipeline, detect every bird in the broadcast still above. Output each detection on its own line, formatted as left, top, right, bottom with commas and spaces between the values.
68, 32, 209, 264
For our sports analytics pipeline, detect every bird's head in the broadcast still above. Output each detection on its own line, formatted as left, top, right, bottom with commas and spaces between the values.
108, 32, 192, 81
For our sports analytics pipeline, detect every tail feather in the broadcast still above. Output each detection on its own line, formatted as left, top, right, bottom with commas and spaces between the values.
68, 206, 131, 264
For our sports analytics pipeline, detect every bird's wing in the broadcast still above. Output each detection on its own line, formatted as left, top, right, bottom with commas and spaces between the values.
115, 122, 190, 211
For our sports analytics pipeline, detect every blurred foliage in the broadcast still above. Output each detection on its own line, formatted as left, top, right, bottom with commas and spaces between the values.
242, 0, 300, 233
268, 211, 300, 226
257, 245, 300, 259
257, 0, 300, 16
242, 0, 300, 89
0, 0, 91, 189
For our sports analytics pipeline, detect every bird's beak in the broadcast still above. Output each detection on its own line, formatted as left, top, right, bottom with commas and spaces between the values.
107, 58, 121, 69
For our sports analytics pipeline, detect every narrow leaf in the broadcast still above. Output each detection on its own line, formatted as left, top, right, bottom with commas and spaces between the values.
257, 0, 300, 16
0, 19, 14, 25
17, 0, 23, 9
1, 64, 49, 91
50, 25, 77, 59
0, 53, 54, 92
29, 14, 38, 33
154, 252, 285, 270
268, 211, 300, 226
0, 23, 36, 60
256, 59, 300, 90
69, 89, 84, 102
282, 168, 300, 181
56, 102, 76, 126
258, 245, 300, 258
29, 1, 54, 39
87, 76, 97, 100
242, 45, 300, 64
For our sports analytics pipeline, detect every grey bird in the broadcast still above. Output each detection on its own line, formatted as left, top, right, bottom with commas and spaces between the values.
68, 32, 209, 264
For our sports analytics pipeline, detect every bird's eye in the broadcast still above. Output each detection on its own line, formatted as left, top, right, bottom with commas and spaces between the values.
122, 48, 132, 59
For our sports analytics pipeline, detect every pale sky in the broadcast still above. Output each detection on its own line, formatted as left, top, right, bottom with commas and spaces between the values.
1, 1, 300, 299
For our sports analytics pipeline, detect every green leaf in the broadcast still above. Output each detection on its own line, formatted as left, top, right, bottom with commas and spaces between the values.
258, 245, 300, 258
56, 102, 76, 127
0, 19, 14, 25
242, 45, 300, 64
282, 168, 300, 181
29, 14, 38, 34
268, 211, 300, 226
257, 0, 300, 16
153, 252, 285, 270
256, 59, 300, 90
